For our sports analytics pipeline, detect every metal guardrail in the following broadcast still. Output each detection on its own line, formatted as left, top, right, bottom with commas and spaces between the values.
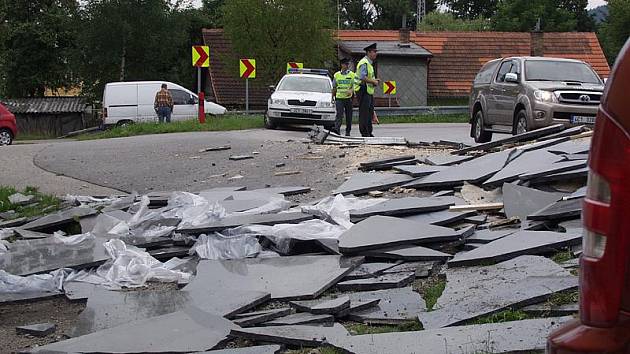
230, 105, 469, 117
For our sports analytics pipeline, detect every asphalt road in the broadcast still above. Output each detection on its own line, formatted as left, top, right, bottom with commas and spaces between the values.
3, 123, 476, 197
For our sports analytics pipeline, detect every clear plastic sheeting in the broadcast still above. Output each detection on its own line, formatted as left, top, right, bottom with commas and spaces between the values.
0, 268, 69, 293
53, 231, 95, 245
64, 194, 121, 207
190, 233, 261, 260
95, 239, 191, 289
0, 228, 12, 252
233, 197, 292, 216
92, 213, 130, 237
162, 192, 226, 229
302, 194, 386, 229
228, 219, 345, 255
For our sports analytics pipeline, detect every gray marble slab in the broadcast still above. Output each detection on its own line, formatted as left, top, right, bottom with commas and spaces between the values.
547, 140, 591, 155
349, 197, 457, 221
482, 149, 564, 187
20, 207, 97, 232
33, 307, 236, 353
465, 229, 517, 244
359, 159, 418, 171
381, 261, 438, 278
448, 230, 582, 267
527, 197, 583, 221
401, 210, 475, 226
527, 166, 589, 184
422, 256, 577, 329
344, 262, 401, 280
12, 228, 51, 239
199, 345, 281, 354
362, 245, 452, 261
249, 186, 311, 196
392, 164, 449, 177
233, 308, 292, 328
345, 287, 427, 324
360, 155, 416, 168
522, 302, 579, 316
290, 296, 351, 315
454, 124, 566, 154
16, 323, 56, 337
423, 154, 474, 166
330, 316, 571, 354
183, 255, 362, 300
261, 312, 334, 326
0, 291, 61, 304
177, 212, 314, 234
339, 216, 460, 254
519, 160, 587, 181
332, 172, 414, 195
230, 323, 350, 348
407, 149, 515, 188
337, 272, 414, 291
503, 183, 563, 221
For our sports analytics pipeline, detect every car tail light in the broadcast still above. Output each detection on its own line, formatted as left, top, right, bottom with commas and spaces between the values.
581, 107, 630, 327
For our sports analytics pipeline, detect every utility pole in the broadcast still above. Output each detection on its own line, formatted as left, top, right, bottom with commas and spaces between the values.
417, 0, 426, 30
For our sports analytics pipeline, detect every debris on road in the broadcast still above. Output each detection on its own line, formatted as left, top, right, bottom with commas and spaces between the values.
198, 145, 232, 153
229, 155, 254, 161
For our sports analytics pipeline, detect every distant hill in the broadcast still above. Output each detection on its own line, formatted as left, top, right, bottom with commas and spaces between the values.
589, 5, 609, 24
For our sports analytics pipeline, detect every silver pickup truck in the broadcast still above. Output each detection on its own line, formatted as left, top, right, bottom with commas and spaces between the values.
469, 56, 605, 143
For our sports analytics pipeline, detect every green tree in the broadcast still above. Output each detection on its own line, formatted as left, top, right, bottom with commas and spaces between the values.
373, 0, 415, 29
492, 0, 577, 32
201, 0, 225, 27
339, 0, 375, 29
558, 0, 594, 31
440, 0, 499, 20
1, 0, 79, 97
598, 0, 630, 64
418, 11, 491, 31
222, 0, 335, 83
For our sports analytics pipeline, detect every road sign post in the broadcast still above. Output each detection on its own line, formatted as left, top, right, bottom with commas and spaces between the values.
192, 45, 210, 123
239, 59, 256, 114
383, 81, 397, 107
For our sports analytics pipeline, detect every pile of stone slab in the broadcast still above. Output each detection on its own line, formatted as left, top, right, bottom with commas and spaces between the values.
0, 125, 589, 353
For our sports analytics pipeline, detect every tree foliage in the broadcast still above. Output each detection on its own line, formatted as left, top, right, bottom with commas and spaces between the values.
598, 0, 630, 64
338, 0, 438, 30
1, 0, 79, 97
440, 0, 499, 20
492, 0, 577, 32
418, 11, 491, 31
222, 0, 335, 83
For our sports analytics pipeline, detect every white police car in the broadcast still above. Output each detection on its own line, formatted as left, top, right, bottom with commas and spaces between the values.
265, 68, 336, 130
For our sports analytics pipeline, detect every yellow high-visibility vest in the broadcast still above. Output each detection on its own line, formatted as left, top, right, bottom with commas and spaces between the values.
354, 57, 375, 95
334, 70, 355, 99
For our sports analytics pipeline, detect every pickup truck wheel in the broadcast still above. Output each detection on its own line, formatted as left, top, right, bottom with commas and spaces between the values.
264, 114, 277, 130
514, 110, 528, 135
0, 129, 13, 146
472, 110, 492, 143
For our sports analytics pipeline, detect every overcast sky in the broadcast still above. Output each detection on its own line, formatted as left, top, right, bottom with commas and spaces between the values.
190, 0, 607, 10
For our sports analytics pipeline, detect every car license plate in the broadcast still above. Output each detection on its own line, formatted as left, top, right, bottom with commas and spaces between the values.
290, 108, 312, 114
571, 115, 596, 125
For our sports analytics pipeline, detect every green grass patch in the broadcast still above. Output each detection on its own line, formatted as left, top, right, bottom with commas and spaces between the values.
547, 290, 579, 307
78, 115, 266, 140
473, 309, 530, 325
421, 278, 447, 311
344, 320, 422, 335
378, 113, 468, 124
15, 132, 57, 141
428, 97, 469, 106
0, 186, 61, 218
551, 251, 574, 264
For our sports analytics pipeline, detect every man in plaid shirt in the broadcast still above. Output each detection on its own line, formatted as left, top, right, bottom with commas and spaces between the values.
154, 83, 174, 123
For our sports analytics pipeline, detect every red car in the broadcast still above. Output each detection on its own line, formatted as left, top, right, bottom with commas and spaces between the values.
547, 41, 630, 351
0, 102, 17, 145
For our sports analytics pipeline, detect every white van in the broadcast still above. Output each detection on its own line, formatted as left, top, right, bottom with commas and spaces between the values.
102, 81, 227, 126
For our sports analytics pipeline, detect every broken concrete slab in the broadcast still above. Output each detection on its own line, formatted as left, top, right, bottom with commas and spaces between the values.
359, 159, 418, 171
249, 186, 312, 196
331, 316, 571, 354
448, 230, 582, 267
453, 124, 566, 155
382, 261, 438, 278
8, 193, 36, 206
527, 197, 583, 221
0, 216, 28, 228
527, 166, 589, 184
184, 255, 362, 300
345, 287, 427, 324
423, 154, 474, 166
16, 323, 56, 337
547, 140, 591, 155
233, 308, 292, 328
333, 172, 414, 196
339, 216, 460, 254
34, 307, 236, 353
465, 229, 517, 244
344, 262, 401, 280
523, 302, 579, 316
338, 272, 414, 291
518, 160, 588, 181
401, 210, 475, 226
503, 183, 563, 221
261, 312, 334, 326
177, 212, 314, 234
362, 245, 452, 262
392, 164, 449, 177
199, 345, 282, 354
230, 155, 254, 161
0, 290, 61, 305
406, 149, 515, 189
20, 207, 97, 232
344, 298, 381, 315
349, 197, 457, 221
12, 228, 51, 239
230, 323, 350, 348
360, 155, 416, 168
421, 256, 577, 328
483, 149, 564, 187
290, 296, 351, 315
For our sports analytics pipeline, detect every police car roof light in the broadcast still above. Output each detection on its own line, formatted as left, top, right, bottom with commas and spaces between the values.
288, 68, 329, 76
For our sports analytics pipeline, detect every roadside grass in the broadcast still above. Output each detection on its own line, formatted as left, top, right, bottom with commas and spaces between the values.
428, 97, 469, 106
15, 133, 56, 141
77, 113, 469, 140
547, 289, 579, 307
473, 309, 530, 325
420, 277, 447, 311
0, 186, 61, 218
343, 320, 422, 335
551, 250, 574, 264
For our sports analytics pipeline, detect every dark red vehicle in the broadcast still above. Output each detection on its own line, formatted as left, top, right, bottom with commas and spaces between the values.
547, 41, 630, 352
0, 102, 17, 145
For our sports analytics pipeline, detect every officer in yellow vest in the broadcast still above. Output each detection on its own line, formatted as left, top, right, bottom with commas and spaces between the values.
332, 58, 355, 136
354, 43, 380, 137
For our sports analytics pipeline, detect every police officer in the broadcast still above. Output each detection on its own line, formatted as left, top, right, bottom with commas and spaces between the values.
332, 58, 355, 136
354, 43, 379, 137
